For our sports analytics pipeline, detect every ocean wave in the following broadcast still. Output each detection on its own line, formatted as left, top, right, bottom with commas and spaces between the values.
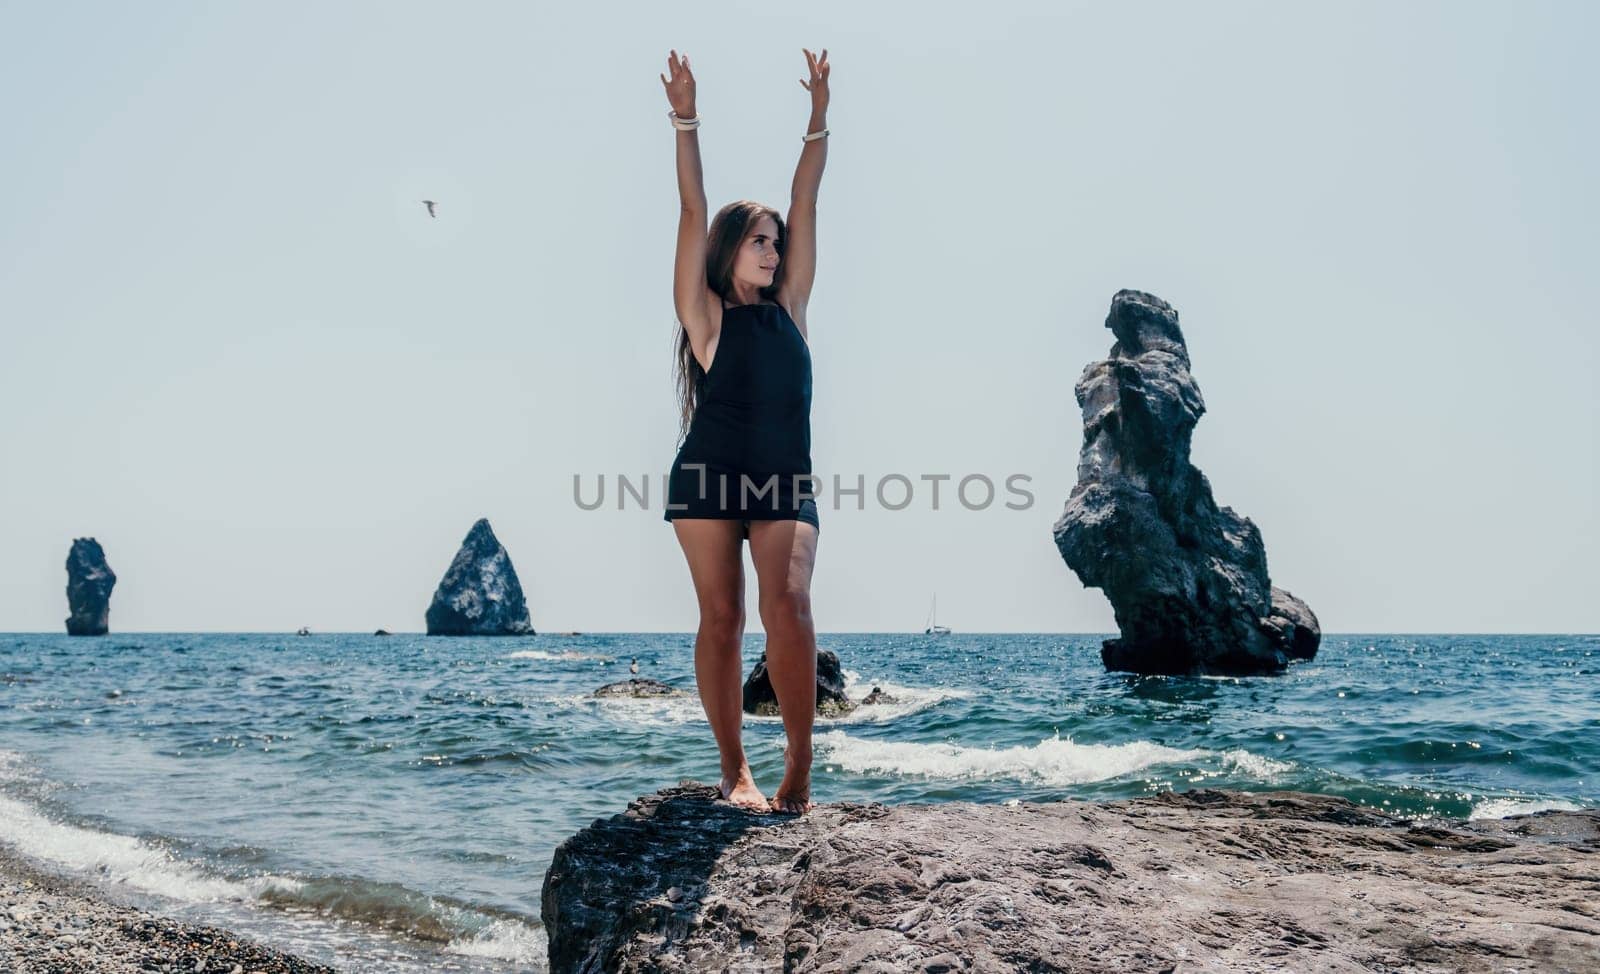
547, 670, 973, 729
811, 729, 1212, 787
0, 783, 294, 904
809, 730, 1299, 789
1469, 797, 1587, 820
828, 669, 976, 725
0, 750, 545, 965
542, 690, 703, 728
1208, 749, 1297, 782
503, 649, 614, 662
446, 917, 548, 962
257, 876, 542, 962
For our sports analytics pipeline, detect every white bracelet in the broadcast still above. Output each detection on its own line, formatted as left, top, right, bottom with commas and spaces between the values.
802, 127, 829, 142
667, 109, 701, 131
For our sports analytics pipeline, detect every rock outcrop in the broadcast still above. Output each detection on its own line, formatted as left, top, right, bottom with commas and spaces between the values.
65, 538, 116, 636
742, 648, 853, 716
424, 518, 535, 636
1053, 289, 1320, 675
859, 685, 898, 706
594, 678, 685, 698
541, 784, 1600, 974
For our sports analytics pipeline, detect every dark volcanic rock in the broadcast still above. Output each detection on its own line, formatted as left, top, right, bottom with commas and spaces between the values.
742, 648, 853, 716
1263, 584, 1321, 660
425, 518, 535, 636
1053, 289, 1320, 675
859, 685, 898, 706
541, 785, 1600, 974
65, 538, 116, 636
594, 678, 685, 698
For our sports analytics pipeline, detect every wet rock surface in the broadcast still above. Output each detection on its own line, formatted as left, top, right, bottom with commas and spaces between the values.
542, 784, 1600, 973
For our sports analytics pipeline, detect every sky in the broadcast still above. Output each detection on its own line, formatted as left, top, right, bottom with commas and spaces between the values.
1, 1, 1595, 634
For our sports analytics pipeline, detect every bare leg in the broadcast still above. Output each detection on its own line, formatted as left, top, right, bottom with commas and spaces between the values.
673, 518, 766, 811
747, 518, 819, 814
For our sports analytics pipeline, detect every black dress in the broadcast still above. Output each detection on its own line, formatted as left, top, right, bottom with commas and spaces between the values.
664, 298, 819, 536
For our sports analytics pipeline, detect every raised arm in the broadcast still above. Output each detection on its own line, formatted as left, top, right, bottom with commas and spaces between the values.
660, 50, 716, 366
779, 48, 830, 330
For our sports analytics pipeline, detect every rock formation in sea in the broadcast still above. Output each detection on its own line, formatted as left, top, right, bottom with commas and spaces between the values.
540, 785, 1600, 974
1053, 289, 1320, 675
742, 648, 853, 716
859, 685, 898, 706
424, 518, 536, 636
594, 678, 685, 698
65, 538, 116, 636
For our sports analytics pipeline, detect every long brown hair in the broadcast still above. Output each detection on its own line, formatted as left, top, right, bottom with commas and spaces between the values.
673, 200, 787, 441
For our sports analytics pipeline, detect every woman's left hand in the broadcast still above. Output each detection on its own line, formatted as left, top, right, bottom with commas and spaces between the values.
799, 48, 829, 111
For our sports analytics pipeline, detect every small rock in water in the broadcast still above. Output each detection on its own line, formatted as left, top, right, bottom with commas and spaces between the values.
860, 685, 899, 706
593, 678, 683, 698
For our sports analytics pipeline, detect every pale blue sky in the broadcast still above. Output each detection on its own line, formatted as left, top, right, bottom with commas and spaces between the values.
1, 1, 1594, 633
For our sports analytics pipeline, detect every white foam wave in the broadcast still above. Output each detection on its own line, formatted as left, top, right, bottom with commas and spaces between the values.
828, 669, 975, 725
1205, 749, 1296, 782
561, 692, 706, 728
812, 729, 1211, 787
503, 649, 614, 662
446, 917, 548, 964
1469, 798, 1585, 820
0, 750, 544, 966
0, 778, 300, 904
550, 670, 974, 729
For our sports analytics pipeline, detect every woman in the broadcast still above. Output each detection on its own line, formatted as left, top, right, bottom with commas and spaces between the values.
658, 47, 829, 815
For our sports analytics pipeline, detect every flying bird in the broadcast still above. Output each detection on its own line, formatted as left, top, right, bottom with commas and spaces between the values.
421, 200, 438, 218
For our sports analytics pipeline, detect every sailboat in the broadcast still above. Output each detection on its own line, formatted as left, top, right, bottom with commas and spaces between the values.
924, 593, 952, 635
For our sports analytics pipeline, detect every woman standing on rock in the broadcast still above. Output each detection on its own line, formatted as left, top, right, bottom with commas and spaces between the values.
659, 47, 830, 815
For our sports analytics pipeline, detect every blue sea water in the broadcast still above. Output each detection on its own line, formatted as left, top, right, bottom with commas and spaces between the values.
0, 632, 1595, 971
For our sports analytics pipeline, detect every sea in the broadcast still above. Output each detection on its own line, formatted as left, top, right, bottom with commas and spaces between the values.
0, 632, 1595, 972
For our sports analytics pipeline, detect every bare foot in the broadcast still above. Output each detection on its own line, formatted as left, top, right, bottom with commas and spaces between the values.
719, 763, 768, 812
769, 745, 814, 815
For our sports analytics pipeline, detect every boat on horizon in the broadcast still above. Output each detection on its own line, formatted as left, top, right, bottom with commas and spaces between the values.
924, 593, 951, 635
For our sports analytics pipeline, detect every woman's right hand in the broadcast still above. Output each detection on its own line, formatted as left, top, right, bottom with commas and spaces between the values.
660, 50, 697, 119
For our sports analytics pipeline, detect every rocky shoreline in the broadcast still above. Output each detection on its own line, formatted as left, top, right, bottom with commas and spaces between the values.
543, 785, 1600, 973
0, 845, 335, 974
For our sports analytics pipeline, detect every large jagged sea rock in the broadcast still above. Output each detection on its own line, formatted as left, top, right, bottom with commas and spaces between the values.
1053, 289, 1320, 675
424, 518, 535, 636
742, 648, 853, 716
65, 538, 116, 636
540, 785, 1600, 974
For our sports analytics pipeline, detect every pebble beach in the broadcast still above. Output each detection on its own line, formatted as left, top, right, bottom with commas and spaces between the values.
0, 845, 334, 974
